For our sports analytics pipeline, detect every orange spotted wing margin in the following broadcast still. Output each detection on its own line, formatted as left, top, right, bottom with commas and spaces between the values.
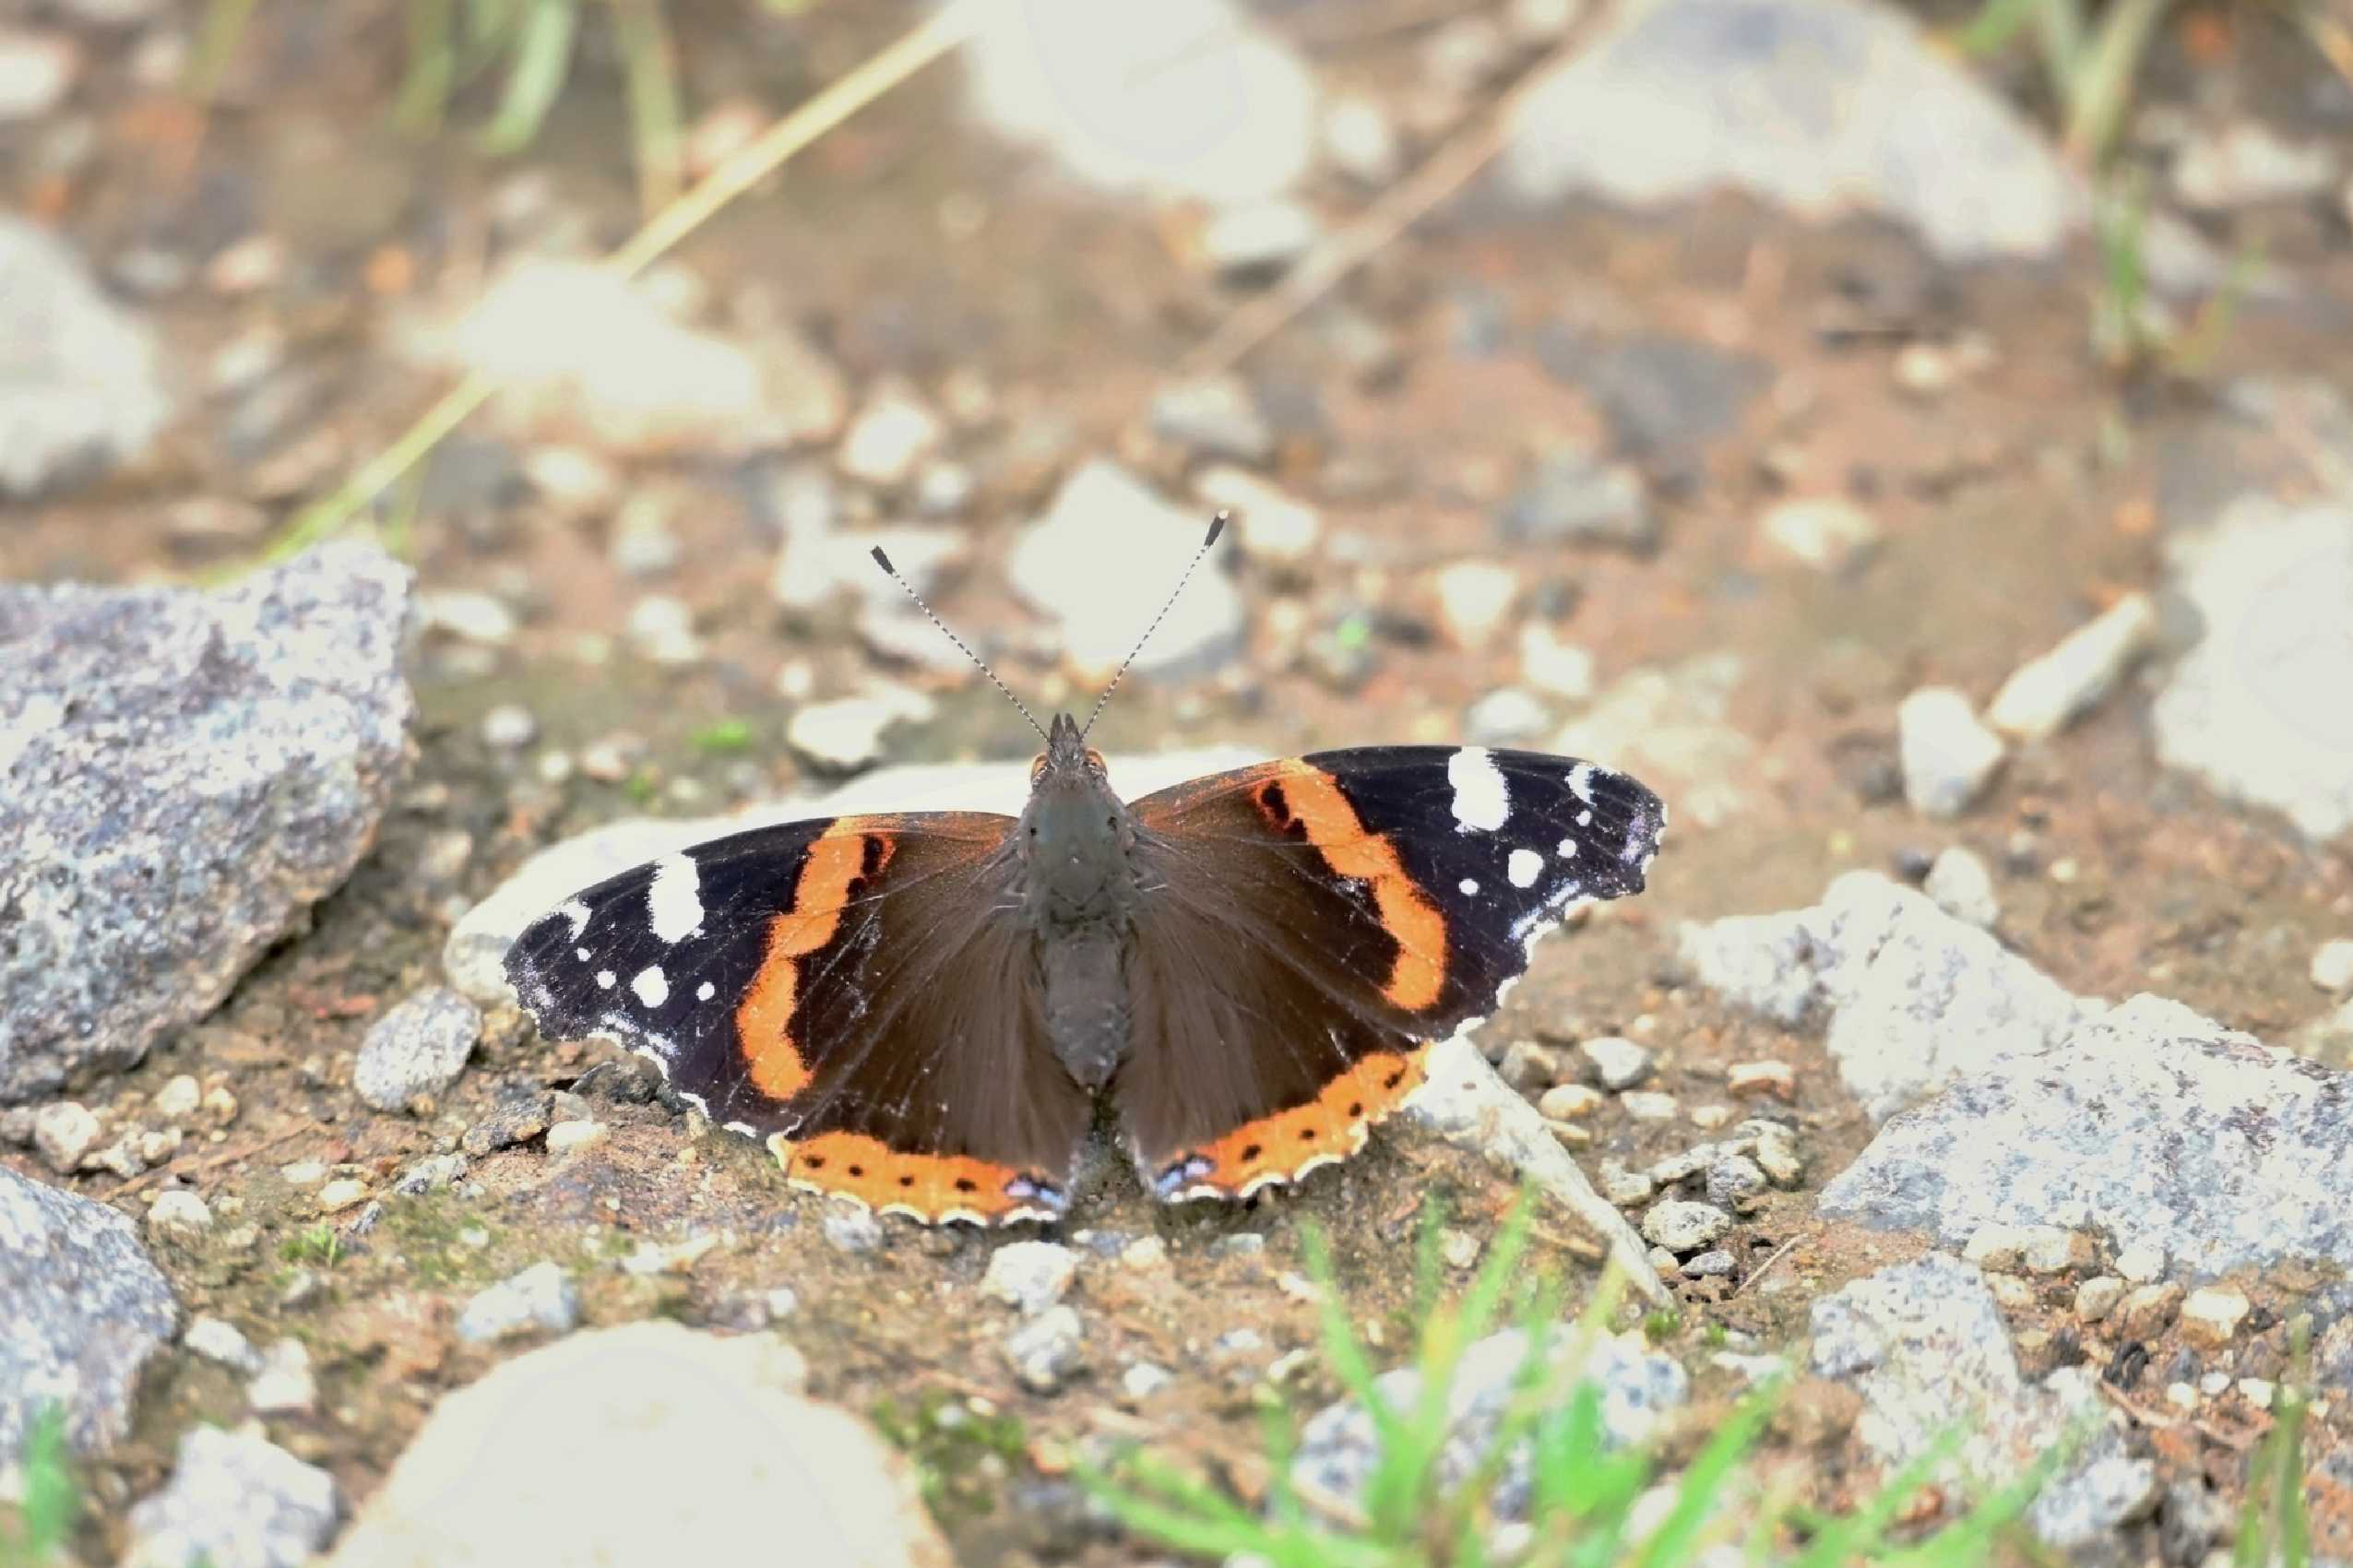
503, 813, 1092, 1225
1119, 748, 1665, 1204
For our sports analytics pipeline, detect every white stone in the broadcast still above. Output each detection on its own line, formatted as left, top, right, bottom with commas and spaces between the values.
1897, 686, 2005, 818
1321, 95, 1401, 185
1537, 1082, 1604, 1120
1194, 466, 1319, 568
1923, 846, 1999, 928
32, 1099, 101, 1172
184, 1315, 262, 1374
836, 386, 943, 489
1201, 198, 1319, 281
248, 1339, 316, 1416
961, 0, 1317, 206
980, 1241, 1080, 1316
2179, 1286, 2250, 1348
1986, 594, 2157, 742
152, 1074, 204, 1123
457, 1262, 581, 1345
1760, 496, 1880, 572
0, 30, 78, 122
787, 691, 933, 776
2173, 123, 2338, 211
147, 1189, 213, 1246
1579, 1036, 1653, 1090
2311, 939, 2353, 995
1465, 688, 1551, 745
416, 590, 517, 647
123, 1425, 340, 1568
1432, 561, 1520, 652
1517, 623, 1595, 702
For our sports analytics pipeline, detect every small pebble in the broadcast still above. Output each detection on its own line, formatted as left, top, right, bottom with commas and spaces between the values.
460, 1095, 553, 1157
184, 1315, 261, 1375
1923, 846, 2000, 928
1432, 561, 1520, 653
1985, 593, 2156, 742
2179, 1286, 2250, 1349
456, 1261, 581, 1344
391, 1153, 469, 1195
624, 595, 703, 666
1496, 1039, 1560, 1091
823, 1205, 884, 1253
1897, 686, 2006, 818
1579, 1035, 1653, 1090
2311, 939, 2353, 995
2075, 1277, 2126, 1323
1538, 1082, 1604, 1121
316, 1179, 369, 1213
1438, 1228, 1481, 1271
2114, 1242, 2168, 1284
1641, 1199, 1731, 1253
1760, 497, 1880, 573
1466, 688, 1551, 745
1122, 1361, 1173, 1401
416, 590, 517, 646
1194, 466, 1320, 569
480, 703, 538, 750
1004, 1305, 1085, 1395
1321, 96, 1401, 186
1620, 1091, 1680, 1123
247, 1339, 317, 1415
1688, 1104, 1734, 1132
620, 1233, 722, 1277
981, 1241, 1080, 1315
787, 691, 931, 776
545, 1120, 609, 1156
1209, 1232, 1266, 1260
1148, 375, 1273, 466
1681, 1249, 1738, 1279
1517, 623, 1595, 702
1201, 197, 1319, 284
356, 987, 483, 1112
1751, 1129, 1804, 1188
1725, 1061, 1794, 1100
1121, 1236, 1170, 1270
152, 1075, 203, 1122
148, 1189, 213, 1245
838, 386, 944, 488
2115, 1282, 2184, 1338
32, 1100, 101, 1172
1704, 1155, 1767, 1211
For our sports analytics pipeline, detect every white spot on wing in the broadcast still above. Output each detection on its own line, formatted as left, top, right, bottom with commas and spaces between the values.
648, 853, 704, 944
632, 965, 669, 1007
1568, 762, 1598, 804
575, 946, 591, 962
696, 980, 716, 1002
559, 900, 592, 938
595, 969, 616, 990
1507, 848, 1543, 888
1459, 876, 1480, 896
1447, 747, 1510, 832
1555, 837, 1578, 858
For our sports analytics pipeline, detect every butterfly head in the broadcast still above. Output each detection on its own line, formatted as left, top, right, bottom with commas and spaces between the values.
1021, 713, 1129, 921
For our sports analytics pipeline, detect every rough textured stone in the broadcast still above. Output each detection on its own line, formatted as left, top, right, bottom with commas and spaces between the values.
1495, 0, 2081, 263
2153, 496, 2353, 841
123, 1425, 340, 1568
1401, 1036, 1668, 1303
1680, 871, 2093, 1122
455, 1262, 580, 1345
1293, 1328, 1686, 1521
0, 214, 171, 495
1820, 994, 2353, 1280
1003, 1304, 1087, 1394
1986, 593, 2157, 742
1898, 686, 2005, 818
1, 544, 413, 1101
354, 989, 482, 1112
1811, 1253, 2157, 1550
1, 1165, 178, 1462
981, 1241, 1081, 1316
327, 1322, 944, 1568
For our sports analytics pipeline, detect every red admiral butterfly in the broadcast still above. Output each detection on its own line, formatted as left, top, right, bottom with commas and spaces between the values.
507, 518, 1666, 1225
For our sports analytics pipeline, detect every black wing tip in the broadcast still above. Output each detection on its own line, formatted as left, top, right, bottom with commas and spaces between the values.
1205, 511, 1228, 549
869, 545, 895, 574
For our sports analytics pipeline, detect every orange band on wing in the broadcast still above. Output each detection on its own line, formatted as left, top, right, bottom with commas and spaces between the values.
1258, 760, 1447, 1011
735, 824, 897, 1100
1172, 1046, 1429, 1197
769, 1130, 1058, 1224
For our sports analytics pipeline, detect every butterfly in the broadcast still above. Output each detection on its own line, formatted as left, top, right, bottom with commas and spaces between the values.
505, 518, 1666, 1225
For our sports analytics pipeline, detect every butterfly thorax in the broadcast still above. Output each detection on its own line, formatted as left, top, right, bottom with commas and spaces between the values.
1018, 714, 1138, 1090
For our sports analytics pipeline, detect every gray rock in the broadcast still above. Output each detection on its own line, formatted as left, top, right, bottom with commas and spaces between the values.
1004, 1304, 1086, 1394
31, 1099, 101, 1172
1401, 1036, 1669, 1304
1293, 1327, 1687, 1521
2153, 496, 2353, 841
981, 1241, 1081, 1315
123, 1425, 340, 1568
1553, 653, 1753, 829
0, 543, 413, 1102
1810, 1253, 2157, 1551
459, 1095, 553, 1158
0, 1165, 178, 1463
1682, 1249, 1737, 1278
0, 215, 172, 495
1640, 1199, 1732, 1253
1578, 1035, 1653, 1090
1148, 376, 1275, 466
1679, 871, 2094, 1122
960, 0, 1316, 206
326, 1322, 944, 1568
824, 1206, 885, 1254
354, 988, 482, 1112
456, 1262, 580, 1345
1897, 686, 2005, 818
1820, 994, 2353, 1281
1498, 448, 1657, 551
148, 1189, 214, 1247
246, 1339, 316, 1417
1496, 0, 2080, 264
1986, 594, 2157, 742
1922, 846, 1999, 929
184, 1317, 262, 1376
2314, 939, 2353, 996
1704, 1154, 1768, 1210
1009, 459, 1247, 679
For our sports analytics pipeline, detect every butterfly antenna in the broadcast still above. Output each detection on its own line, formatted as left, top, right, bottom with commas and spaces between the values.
1080, 512, 1227, 740
867, 547, 1047, 742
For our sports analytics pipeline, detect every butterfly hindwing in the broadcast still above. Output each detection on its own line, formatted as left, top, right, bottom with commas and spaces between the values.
1118, 747, 1665, 1201
504, 812, 1092, 1223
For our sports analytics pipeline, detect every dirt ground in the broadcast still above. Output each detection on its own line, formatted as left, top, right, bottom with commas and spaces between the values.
6, 1, 2353, 1562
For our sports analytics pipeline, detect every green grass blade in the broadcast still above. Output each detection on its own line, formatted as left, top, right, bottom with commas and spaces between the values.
15, 1403, 78, 1560
1628, 1384, 1777, 1568
1954, 0, 2044, 57
2063, 0, 2172, 165
480, 0, 581, 155
607, 0, 685, 215
392, 0, 458, 134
